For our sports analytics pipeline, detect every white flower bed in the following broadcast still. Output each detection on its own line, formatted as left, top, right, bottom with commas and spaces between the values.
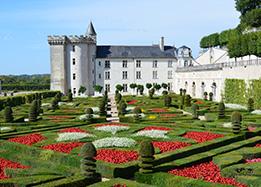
126, 106, 135, 111
66, 102, 74, 106
93, 137, 136, 148
133, 130, 169, 139
222, 122, 232, 128
225, 103, 247, 110
41, 103, 51, 107
79, 114, 100, 121
94, 125, 129, 135
56, 132, 95, 142
125, 113, 146, 118
251, 110, 261, 115
91, 107, 99, 112
0, 127, 12, 131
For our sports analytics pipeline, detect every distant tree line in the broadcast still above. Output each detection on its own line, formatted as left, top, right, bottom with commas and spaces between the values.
199, 0, 261, 58
0, 74, 50, 91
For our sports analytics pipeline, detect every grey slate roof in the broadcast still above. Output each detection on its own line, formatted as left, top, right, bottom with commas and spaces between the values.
96, 45, 177, 58
86, 22, 96, 36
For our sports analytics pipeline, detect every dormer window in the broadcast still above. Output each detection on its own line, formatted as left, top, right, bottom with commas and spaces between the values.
72, 45, 75, 52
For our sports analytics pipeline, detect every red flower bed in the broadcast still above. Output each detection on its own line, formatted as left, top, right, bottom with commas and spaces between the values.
48, 115, 74, 120
0, 158, 30, 179
246, 158, 261, 163
8, 133, 46, 146
183, 131, 224, 143
59, 127, 87, 133
194, 100, 204, 105
143, 126, 172, 131
94, 123, 129, 127
153, 141, 191, 153
95, 149, 138, 164
160, 113, 177, 118
149, 108, 169, 113
113, 184, 127, 187
42, 142, 84, 153
127, 100, 138, 105
169, 161, 247, 187
256, 144, 261, 148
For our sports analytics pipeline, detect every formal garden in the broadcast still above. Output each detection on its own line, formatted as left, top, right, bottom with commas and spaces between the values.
0, 88, 260, 187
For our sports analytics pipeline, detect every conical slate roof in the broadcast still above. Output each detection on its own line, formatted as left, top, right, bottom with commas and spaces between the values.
86, 21, 96, 36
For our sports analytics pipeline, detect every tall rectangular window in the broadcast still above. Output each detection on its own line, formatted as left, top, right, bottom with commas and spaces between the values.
168, 70, 173, 79
122, 71, 128, 79
123, 84, 128, 92
136, 71, 141, 79
105, 84, 110, 92
98, 61, 101, 66
73, 73, 76, 80
122, 60, 128, 68
152, 60, 158, 68
72, 58, 75, 65
98, 73, 101, 79
152, 71, 157, 79
168, 60, 173, 67
136, 60, 141, 68
105, 71, 110, 80
72, 45, 75, 52
105, 60, 110, 68
73, 88, 76, 94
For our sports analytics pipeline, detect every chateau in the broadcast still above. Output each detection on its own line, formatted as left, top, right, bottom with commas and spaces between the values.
48, 22, 261, 101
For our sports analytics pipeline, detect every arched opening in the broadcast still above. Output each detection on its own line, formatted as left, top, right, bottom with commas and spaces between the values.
211, 82, 217, 100
192, 82, 196, 97
185, 81, 188, 91
201, 82, 205, 98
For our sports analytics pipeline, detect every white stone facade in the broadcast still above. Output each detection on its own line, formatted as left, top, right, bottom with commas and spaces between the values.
48, 23, 261, 101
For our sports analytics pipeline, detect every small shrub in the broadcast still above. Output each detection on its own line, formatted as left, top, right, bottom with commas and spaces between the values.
99, 100, 107, 116
29, 100, 38, 122
4, 106, 13, 123
149, 88, 155, 99
115, 93, 122, 104
80, 142, 101, 182
51, 98, 59, 111
164, 95, 172, 107
85, 108, 94, 122
179, 88, 183, 96
204, 92, 208, 100
68, 92, 73, 102
185, 94, 192, 107
139, 140, 155, 174
55, 92, 62, 102
119, 101, 127, 116
218, 102, 226, 119
247, 98, 254, 112
133, 107, 142, 122
179, 95, 185, 109
192, 104, 199, 119
162, 90, 168, 95
209, 92, 213, 101
182, 89, 186, 95
231, 111, 242, 134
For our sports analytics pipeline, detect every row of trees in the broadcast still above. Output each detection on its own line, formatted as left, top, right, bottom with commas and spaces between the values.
199, 0, 261, 58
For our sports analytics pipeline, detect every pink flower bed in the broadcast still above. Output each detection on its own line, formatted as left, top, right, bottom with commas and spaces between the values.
153, 141, 191, 153
95, 149, 138, 164
149, 108, 169, 113
8, 133, 46, 145
59, 127, 87, 133
113, 184, 127, 187
183, 131, 224, 143
160, 113, 177, 118
195, 100, 204, 105
246, 158, 261, 163
94, 123, 129, 127
142, 126, 172, 131
169, 161, 247, 187
42, 142, 84, 153
255, 144, 261, 148
0, 158, 30, 179
127, 100, 138, 105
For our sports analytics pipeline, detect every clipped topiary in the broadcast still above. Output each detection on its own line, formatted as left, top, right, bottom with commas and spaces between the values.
179, 88, 183, 96
51, 98, 59, 111
115, 93, 122, 104
29, 100, 38, 122
209, 92, 213, 101
192, 103, 199, 119
4, 106, 13, 123
149, 88, 155, 99
80, 142, 101, 183
179, 95, 185, 109
247, 98, 254, 113
185, 94, 192, 107
164, 95, 172, 107
68, 92, 73, 102
118, 101, 127, 116
218, 102, 226, 119
162, 90, 168, 96
204, 92, 208, 100
85, 108, 94, 122
231, 111, 242, 134
139, 140, 155, 174
36, 99, 43, 115
182, 89, 186, 95
133, 107, 142, 122
99, 99, 106, 116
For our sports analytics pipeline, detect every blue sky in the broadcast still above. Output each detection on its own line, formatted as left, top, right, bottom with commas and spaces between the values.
0, 0, 240, 75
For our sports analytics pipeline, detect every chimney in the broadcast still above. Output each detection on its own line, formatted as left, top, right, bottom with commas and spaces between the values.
160, 37, 164, 51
